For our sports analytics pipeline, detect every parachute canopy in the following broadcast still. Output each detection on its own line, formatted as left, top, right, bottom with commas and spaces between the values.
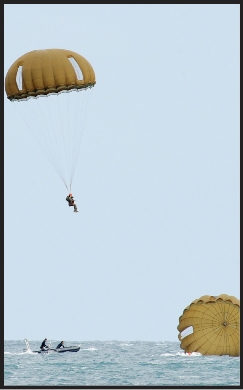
177, 294, 240, 356
5, 49, 96, 191
5, 49, 96, 101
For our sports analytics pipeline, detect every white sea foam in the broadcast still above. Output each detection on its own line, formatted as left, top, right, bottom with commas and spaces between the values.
120, 343, 134, 346
160, 352, 202, 357
4, 350, 35, 355
175, 351, 202, 356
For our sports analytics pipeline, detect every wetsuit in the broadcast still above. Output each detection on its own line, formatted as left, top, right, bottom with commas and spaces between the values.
56, 342, 64, 349
40, 340, 48, 350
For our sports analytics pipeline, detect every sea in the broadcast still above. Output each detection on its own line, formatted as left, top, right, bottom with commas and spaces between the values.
4, 340, 240, 388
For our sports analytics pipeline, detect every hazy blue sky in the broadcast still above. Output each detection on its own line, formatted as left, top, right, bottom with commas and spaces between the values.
4, 4, 240, 342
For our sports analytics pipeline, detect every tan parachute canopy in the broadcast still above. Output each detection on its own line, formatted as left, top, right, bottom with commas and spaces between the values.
5, 49, 96, 191
177, 294, 240, 356
5, 48, 96, 100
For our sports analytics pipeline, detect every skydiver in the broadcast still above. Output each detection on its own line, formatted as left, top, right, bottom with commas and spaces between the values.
66, 194, 78, 212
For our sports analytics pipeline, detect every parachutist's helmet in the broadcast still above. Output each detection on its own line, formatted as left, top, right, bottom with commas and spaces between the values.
69, 194, 72, 196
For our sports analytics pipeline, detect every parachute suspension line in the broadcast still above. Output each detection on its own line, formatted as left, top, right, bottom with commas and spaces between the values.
75, 88, 93, 178
12, 100, 68, 190
66, 92, 72, 184
69, 87, 94, 189
69, 89, 81, 188
56, 93, 69, 178
11, 87, 93, 192
68, 91, 78, 189
64, 90, 74, 188
46, 95, 67, 186
65, 91, 75, 188
29, 97, 61, 170
74, 88, 93, 179
25, 97, 68, 189
12, 100, 52, 164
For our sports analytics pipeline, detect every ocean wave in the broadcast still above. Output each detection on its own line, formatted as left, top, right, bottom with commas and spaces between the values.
82, 347, 98, 351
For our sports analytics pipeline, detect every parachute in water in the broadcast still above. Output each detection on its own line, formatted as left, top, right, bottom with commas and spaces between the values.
177, 294, 240, 356
5, 48, 96, 191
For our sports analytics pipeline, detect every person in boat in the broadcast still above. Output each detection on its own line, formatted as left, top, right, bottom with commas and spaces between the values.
56, 341, 65, 349
66, 194, 78, 212
40, 338, 49, 351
